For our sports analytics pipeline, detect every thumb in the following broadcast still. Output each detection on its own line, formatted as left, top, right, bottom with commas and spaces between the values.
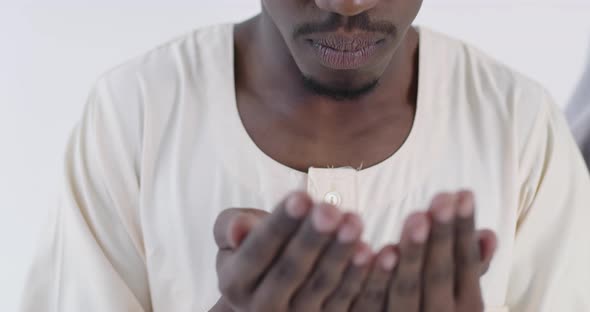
214, 208, 269, 250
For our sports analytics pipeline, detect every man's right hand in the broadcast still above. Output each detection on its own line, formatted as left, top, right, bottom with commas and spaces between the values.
213, 192, 372, 312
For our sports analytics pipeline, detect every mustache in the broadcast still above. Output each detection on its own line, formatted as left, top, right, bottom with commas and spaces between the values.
292, 13, 397, 39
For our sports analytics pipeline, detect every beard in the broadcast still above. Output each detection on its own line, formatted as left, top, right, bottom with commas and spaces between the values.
301, 75, 380, 101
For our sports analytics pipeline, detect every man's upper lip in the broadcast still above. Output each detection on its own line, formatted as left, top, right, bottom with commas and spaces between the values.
306, 33, 384, 52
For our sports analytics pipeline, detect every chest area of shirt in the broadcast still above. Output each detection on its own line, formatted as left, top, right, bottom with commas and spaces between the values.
145, 151, 517, 248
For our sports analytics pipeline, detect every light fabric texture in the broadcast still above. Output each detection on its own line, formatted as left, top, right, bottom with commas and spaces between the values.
566, 38, 590, 168
21, 24, 590, 312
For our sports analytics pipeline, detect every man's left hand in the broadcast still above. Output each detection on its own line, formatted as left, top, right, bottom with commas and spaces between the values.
351, 191, 497, 312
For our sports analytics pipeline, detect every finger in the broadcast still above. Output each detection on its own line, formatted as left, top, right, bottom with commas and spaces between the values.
208, 297, 234, 312
218, 192, 312, 304
476, 229, 498, 276
388, 212, 430, 311
291, 213, 364, 311
215, 210, 265, 276
323, 242, 373, 312
213, 208, 267, 250
454, 191, 483, 309
351, 246, 397, 312
252, 203, 343, 310
423, 194, 457, 312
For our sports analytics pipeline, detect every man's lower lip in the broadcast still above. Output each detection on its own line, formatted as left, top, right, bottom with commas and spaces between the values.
309, 41, 381, 70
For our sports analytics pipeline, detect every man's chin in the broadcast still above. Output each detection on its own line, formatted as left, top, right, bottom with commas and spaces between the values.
301, 75, 380, 101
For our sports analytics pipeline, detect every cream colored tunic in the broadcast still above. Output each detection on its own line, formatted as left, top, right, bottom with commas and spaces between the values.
21, 24, 590, 312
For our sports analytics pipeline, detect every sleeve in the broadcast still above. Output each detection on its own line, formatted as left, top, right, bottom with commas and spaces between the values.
507, 89, 590, 311
20, 77, 152, 312
565, 43, 590, 168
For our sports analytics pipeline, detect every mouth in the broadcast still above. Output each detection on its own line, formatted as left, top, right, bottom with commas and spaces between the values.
306, 34, 385, 70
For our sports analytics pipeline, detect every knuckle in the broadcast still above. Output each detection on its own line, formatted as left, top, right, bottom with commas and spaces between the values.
401, 248, 423, 263
334, 287, 354, 301
334, 285, 360, 301
393, 275, 420, 297
308, 270, 337, 292
341, 270, 365, 295
363, 286, 387, 303
266, 217, 294, 237
456, 219, 474, 234
272, 255, 301, 282
240, 243, 262, 262
457, 244, 480, 267
333, 281, 361, 302
425, 261, 454, 285
431, 225, 453, 241
457, 252, 480, 267
299, 225, 324, 249
469, 244, 481, 262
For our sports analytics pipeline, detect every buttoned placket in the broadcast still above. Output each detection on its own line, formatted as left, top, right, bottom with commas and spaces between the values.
306, 167, 359, 213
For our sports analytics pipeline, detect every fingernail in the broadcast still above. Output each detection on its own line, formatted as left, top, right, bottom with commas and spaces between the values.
381, 251, 398, 271
411, 217, 429, 243
353, 246, 372, 266
432, 194, 455, 223
435, 203, 455, 223
458, 192, 474, 218
312, 204, 342, 233
285, 194, 309, 219
338, 216, 362, 243
431, 193, 448, 206
228, 215, 255, 248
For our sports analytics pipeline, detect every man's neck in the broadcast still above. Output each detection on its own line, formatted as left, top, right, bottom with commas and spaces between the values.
233, 13, 420, 171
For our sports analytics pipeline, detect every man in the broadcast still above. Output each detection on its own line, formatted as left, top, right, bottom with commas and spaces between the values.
22, 1, 590, 311
567, 38, 590, 168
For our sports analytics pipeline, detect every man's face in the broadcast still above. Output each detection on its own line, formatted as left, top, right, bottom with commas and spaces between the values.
262, 0, 423, 98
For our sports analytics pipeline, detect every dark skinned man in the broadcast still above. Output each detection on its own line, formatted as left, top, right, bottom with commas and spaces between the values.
22, 0, 590, 311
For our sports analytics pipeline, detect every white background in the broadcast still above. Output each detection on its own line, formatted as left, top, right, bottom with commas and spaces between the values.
1, 1, 589, 311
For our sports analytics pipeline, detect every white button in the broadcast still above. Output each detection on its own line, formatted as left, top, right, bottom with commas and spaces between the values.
324, 191, 342, 206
